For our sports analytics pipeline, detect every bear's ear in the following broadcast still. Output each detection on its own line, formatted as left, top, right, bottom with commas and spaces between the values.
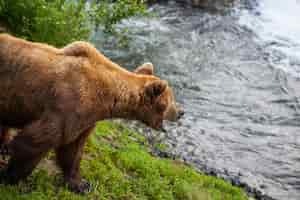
144, 80, 167, 100
134, 63, 154, 75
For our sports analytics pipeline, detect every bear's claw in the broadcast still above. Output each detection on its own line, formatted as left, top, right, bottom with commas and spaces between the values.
69, 179, 93, 194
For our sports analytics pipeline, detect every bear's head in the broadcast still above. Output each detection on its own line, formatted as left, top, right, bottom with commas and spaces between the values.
134, 63, 184, 130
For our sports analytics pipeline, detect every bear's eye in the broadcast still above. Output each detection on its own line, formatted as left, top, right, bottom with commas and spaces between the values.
156, 101, 167, 113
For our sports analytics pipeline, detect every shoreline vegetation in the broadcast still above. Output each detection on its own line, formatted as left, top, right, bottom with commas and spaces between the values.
0, 0, 250, 199
0, 121, 249, 200
0, 0, 147, 46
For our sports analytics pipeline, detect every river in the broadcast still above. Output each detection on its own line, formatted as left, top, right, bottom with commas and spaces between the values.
91, 1, 300, 199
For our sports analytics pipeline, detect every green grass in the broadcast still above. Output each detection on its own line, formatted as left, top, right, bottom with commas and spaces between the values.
0, 121, 249, 200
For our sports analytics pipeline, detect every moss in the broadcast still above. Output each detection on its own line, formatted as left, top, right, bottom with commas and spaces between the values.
0, 121, 249, 200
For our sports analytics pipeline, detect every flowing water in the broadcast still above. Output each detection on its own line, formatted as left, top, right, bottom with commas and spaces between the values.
91, 1, 300, 199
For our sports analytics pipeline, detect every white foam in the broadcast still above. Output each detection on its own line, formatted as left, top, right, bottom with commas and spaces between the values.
239, 0, 300, 77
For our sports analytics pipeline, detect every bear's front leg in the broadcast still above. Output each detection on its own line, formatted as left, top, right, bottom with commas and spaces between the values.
56, 128, 93, 194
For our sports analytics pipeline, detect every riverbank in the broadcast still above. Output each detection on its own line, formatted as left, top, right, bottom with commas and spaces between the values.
0, 121, 248, 200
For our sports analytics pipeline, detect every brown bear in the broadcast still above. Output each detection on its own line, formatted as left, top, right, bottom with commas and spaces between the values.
0, 34, 184, 193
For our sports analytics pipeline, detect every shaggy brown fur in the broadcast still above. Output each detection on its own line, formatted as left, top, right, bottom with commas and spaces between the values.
0, 34, 183, 193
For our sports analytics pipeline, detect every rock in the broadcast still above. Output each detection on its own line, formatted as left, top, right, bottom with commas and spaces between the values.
191, 0, 209, 7
162, 0, 237, 9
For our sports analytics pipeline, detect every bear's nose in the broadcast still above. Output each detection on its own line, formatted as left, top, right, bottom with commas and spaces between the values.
178, 109, 184, 119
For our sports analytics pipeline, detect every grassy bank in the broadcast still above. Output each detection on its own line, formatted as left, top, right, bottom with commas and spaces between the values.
0, 121, 249, 200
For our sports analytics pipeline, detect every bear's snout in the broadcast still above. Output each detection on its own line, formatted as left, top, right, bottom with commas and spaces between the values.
177, 109, 184, 119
